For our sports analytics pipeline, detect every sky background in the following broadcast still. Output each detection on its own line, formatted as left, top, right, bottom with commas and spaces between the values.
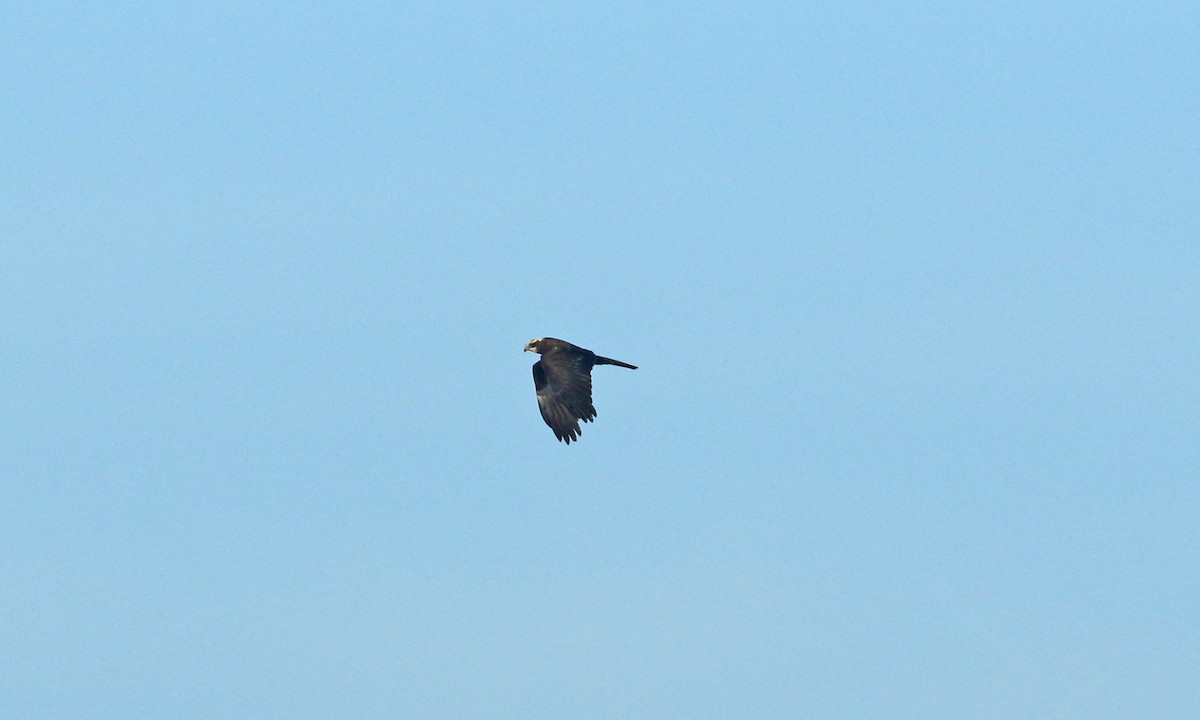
3, 2, 1198, 718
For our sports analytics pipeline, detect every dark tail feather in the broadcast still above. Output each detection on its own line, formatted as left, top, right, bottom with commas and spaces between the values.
595, 355, 637, 370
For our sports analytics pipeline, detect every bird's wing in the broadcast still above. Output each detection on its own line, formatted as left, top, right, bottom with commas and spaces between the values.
532, 353, 595, 443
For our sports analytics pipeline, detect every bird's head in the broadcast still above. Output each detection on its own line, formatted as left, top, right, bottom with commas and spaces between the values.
524, 338, 544, 353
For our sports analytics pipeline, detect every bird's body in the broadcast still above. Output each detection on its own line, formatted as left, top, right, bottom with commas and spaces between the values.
524, 337, 636, 444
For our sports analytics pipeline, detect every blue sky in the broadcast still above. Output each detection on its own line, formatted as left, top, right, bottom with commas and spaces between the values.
3, 2, 1197, 718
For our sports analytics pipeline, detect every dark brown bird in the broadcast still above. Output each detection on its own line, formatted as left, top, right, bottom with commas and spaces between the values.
524, 337, 637, 444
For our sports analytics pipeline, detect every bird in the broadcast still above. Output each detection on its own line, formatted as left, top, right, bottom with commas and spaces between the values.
524, 337, 637, 444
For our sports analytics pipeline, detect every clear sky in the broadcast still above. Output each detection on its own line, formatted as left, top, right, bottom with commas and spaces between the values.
3, 2, 1197, 718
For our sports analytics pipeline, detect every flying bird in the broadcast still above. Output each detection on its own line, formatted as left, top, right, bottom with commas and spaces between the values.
524, 337, 637, 444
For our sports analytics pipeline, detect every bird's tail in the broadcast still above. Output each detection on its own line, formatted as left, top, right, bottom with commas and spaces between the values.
595, 355, 637, 370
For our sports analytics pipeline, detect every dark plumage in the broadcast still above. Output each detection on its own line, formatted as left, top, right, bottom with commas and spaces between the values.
524, 337, 637, 444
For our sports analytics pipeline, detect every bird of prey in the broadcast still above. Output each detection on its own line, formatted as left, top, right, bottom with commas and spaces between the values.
524, 337, 637, 444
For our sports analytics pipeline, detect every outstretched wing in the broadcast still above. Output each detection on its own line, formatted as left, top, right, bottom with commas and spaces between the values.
532, 354, 596, 443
